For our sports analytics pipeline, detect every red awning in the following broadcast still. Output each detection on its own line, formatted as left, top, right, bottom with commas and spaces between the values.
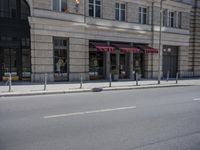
112, 44, 140, 53
137, 45, 158, 54
90, 42, 115, 52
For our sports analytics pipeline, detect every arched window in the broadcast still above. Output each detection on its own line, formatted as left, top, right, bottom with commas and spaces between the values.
0, 0, 30, 19
21, 0, 30, 19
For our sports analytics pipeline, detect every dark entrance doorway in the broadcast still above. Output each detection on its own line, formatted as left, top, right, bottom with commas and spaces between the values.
2, 48, 18, 80
163, 46, 178, 78
0, 0, 31, 81
119, 53, 128, 79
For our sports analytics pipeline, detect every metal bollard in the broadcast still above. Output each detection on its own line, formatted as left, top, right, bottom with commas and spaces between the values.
80, 73, 83, 89
109, 73, 112, 87
8, 73, 12, 92
44, 73, 47, 91
167, 71, 169, 82
176, 72, 179, 84
136, 72, 139, 86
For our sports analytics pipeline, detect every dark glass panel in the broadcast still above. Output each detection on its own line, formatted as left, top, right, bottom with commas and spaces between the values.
89, 4, 94, 16
95, 5, 101, 17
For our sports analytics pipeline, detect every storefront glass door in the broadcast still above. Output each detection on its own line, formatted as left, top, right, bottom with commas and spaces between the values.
89, 51, 105, 80
119, 54, 128, 79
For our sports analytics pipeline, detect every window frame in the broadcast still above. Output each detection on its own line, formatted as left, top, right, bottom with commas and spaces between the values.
52, 0, 68, 13
139, 7, 148, 25
89, 0, 101, 18
177, 12, 182, 28
168, 11, 175, 28
115, 2, 126, 21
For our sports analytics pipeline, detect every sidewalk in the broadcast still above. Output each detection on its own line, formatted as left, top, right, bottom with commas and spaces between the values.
0, 79, 200, 97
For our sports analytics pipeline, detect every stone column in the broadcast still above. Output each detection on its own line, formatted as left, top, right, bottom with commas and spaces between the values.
129, 52, 134, 79
106, 51, 111, 79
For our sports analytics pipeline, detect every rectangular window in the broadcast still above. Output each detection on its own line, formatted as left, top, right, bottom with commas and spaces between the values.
163, 9, 168, 26
89, 0, 101, 18
177, 12, 182, 28
139, 7, 147, 24
53, 37, 68, 81
169, 11, 175, 27
53, 0, 68, 12
53, 0, 60, 11
115, 3, 126, 21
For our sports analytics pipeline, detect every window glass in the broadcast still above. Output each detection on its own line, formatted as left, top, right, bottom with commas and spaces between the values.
178, 12, 182, 28
9, 0, 17, 18
95, 5, 101, 17
89, 0, 101, 17
163, 9, 167, 26
139, 7, 147, 24
121, 8, 125, 21
21, 0, 29, 20
115, 3, 126, 21
169, 11, 175, 27
61, 0, 68, 12
53, 38, 68, 76
89, 3, 94, 16
89, 0, 94, 4
22, 48, 31, 78
115, 7, 119, 20
96, 0, 101, 5
53, 0, 60, 11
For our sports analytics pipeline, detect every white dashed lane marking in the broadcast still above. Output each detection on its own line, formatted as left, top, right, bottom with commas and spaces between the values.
193, 98, 200, 101
44, 106, 137, 119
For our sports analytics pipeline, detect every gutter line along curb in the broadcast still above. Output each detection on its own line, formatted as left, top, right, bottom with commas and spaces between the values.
0, 84, 193, 98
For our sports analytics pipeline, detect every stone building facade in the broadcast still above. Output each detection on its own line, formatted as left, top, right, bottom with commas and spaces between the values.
0, 0, 198, 82
189, 0, 200, 77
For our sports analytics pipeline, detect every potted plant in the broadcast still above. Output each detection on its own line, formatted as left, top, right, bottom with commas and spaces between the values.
111, 69, 119, 81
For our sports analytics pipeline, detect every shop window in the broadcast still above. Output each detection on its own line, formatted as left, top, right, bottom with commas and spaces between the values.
115, 3, 126, 21
89, 0, 101, 18
53, 37, 68, 80
89, 51, 104, 79
22, 48, 31, 78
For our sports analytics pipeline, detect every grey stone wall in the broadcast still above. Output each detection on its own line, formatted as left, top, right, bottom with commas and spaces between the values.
32, 0, 51, 10
178, 46, 190, 77
181, 12, 190, 29
31, 34, 54, 82
189, 7, 200, 77
68, 38, 89, 81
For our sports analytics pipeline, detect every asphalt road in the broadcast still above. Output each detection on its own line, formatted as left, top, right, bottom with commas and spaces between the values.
0, 86, 200, 150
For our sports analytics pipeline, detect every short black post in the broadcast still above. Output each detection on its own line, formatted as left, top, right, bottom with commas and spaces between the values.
167, 71, 169, 82
80, 73, 83, 89
176, 72, 179, 84
136, 72, 139, 86
9, 73, 12, 92
44, 73, 47, 91
109, 73, 112, 87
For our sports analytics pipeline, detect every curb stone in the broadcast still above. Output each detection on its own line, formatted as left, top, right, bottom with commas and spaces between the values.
0, 84, 194, 98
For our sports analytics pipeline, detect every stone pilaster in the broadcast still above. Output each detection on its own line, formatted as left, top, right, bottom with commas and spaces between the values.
31, 33, 54, 82
68, 38, 89, 81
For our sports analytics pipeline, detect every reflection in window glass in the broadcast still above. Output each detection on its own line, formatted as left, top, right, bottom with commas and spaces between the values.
53, 37, 68, 81
61, 0, 68, 12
